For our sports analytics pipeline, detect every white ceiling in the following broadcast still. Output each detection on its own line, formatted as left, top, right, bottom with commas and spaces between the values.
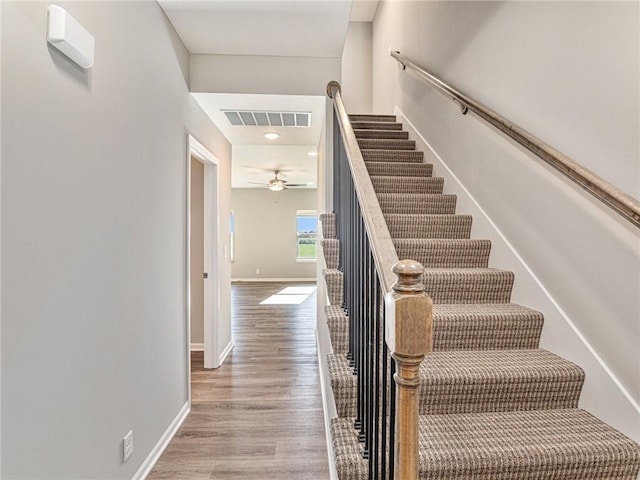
161, 0, 379, 189
192, 93, 325, 146
232, 145, 318, 189
158, 0, 378, 57
192, 93, 325, 188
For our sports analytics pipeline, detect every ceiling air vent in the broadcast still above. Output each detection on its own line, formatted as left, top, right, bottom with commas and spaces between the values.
223, 110, 311, 128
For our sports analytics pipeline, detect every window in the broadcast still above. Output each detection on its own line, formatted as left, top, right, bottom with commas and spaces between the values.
296, 210, 318, 261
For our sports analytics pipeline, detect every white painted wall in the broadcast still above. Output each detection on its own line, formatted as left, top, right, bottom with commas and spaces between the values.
190, 54, 341, 96
372, 0, 640, 440
1, 2, 232, 478
341, 22, 373, 114
231, 188, 317, 280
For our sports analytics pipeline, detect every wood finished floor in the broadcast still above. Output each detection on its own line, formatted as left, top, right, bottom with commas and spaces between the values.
148, 282, 330, 480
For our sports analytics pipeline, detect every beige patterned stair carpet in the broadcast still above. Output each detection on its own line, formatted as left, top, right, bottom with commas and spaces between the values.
324, 113, 640, 480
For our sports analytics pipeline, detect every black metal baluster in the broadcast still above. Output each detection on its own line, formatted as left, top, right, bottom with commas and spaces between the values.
371, 257, 380, 480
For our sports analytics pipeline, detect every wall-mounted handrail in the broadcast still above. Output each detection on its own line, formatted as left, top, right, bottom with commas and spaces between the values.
391, 51, 640, 229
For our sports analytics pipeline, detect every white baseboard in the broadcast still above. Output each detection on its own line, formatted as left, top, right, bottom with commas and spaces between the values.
190, 343, 204, 352
133, 401, 190, 480
232, 278, 316, 282
316, 327, 338, 480
218, 340, 234, 366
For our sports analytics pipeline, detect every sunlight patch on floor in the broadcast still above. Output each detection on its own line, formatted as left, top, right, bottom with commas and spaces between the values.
259, 285, 317, 305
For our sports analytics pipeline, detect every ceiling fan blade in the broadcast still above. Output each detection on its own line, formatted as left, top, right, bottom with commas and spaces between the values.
284, 184, 308, 187
248, 182, 269, 185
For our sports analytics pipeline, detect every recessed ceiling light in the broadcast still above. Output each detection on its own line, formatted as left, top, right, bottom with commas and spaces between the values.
264, 132, 279, 140
308, 151, 318, 157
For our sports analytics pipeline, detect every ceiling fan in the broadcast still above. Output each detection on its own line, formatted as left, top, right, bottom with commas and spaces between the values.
249, 170, 306, 192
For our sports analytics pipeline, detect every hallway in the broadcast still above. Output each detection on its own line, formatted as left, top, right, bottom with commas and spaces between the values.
148, 282, 329, 479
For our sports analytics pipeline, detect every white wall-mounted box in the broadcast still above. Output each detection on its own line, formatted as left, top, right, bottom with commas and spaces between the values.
47, 5, 95, 69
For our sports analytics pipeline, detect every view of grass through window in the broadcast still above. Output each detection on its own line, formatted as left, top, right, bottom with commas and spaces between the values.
296, 213, 317, 259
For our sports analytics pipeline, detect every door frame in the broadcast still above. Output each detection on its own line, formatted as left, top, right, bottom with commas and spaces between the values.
186, 135, 221, 391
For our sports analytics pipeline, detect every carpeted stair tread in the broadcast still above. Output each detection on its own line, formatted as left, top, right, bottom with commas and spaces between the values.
349, 114, 396, 122
325, 305, 348, 354
432, 303, 543, 350
319, 213, 336, 239
393, 239, 491, 268
366, 161, 433, 177
328, 353, 357, 418
423, 268, 514, 304
322, 269, 344, 306
362, 149, 424, 163
418, 408, 640, 479
387, 214, 472, 238
332, 410, 640, 480
358, 138, 416, 150
418, 349, 584, 414
330, 349, 583, 417
351, 121, 402, 130
354, 129, 409, 140
320, 238, 339, 269
378, 193, 457, 214
371, 175, 444, 194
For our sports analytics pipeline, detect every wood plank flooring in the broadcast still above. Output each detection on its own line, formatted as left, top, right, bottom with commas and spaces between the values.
148, 282, 330, 480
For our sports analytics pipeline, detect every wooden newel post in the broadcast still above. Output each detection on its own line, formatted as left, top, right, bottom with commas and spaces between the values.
387, 259, 433, 480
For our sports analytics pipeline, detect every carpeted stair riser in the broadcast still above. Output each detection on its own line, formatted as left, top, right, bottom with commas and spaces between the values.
386, 214, 472, 239
321, 239, 339, 269
319, 213, 336, 239
358, 138, 416, 150
432, 303, 543, 350
351, 121, 402, 130
333, 410, 640, 480
417, 349, 584, 415
354, 129, 409, 140
378, 193, 458, 214
325, 305, 349, 354
328, 353, 357, 418
330, 350, 583, 418
349, 114, 396, 122
422, 268, 514, 304
394, 239, 492, 268
325, 303, 544, 355
371, 176, 444, 194
331, 418, 370, 480
362, 149, 424, 163
418, 409, 640, 480
323, 269, 344, 306
366, 162, 433, 177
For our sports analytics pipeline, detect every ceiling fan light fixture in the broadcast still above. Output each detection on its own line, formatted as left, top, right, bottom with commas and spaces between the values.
268, 184, 284, 192
264, 132, 280, 140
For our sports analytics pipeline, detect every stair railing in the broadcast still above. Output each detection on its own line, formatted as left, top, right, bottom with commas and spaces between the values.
391, 51, 640, 229
327, 80, 433, 480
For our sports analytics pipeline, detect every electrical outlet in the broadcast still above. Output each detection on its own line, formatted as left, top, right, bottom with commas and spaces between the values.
255, 268, 260, 275
123, 430, 133, 462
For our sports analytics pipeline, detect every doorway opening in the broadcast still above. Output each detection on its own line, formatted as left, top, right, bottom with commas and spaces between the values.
187, 135, 228, 391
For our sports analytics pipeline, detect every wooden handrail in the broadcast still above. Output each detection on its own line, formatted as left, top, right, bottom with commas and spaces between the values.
327, 81, 399, 292
328, 80, 432, 480
391, 51, 640, 229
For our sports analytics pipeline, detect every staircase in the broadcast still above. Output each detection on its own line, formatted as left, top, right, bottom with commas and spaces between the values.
321, 114, 640, 479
